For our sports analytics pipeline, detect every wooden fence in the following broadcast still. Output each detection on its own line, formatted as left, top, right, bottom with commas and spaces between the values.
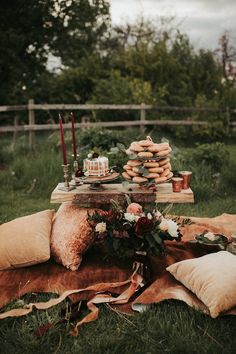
0, 99, 235, 149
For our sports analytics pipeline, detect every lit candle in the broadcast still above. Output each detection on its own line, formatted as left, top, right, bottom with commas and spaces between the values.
59, 114, 67, 165
70, 112, 77, 160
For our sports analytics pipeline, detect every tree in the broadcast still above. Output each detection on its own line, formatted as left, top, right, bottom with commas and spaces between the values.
0, 0, 110, 104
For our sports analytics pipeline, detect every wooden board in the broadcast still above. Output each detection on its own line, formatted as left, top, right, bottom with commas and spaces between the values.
50, 183, 194, 206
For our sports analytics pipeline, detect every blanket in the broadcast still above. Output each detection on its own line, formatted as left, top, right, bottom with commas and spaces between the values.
0, 213, 236, 335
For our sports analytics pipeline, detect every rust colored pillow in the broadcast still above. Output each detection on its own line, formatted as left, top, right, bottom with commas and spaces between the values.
50, 203, 95, 271
0, 210, 54, 270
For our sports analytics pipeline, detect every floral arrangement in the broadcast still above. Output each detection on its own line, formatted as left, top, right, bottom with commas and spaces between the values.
87, 202, 187, 258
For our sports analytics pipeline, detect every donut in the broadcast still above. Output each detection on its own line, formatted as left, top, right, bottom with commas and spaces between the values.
133, 176, 148, 183
123, 164, 132, 171
146, 173, 160, 179
130, 142, 144, 152
132, 166, 141, 174
122, 172, 132, 180
148, 167, 164, 173
144, 161, 159, 168
161, 168, 171, 177
155, 176, 167, 183
126, 170, 139, 177
148, 143, 170, 153
138, 151, 154, 158
161, 162, 171, 170
158, 158, 170, 166
127, 160, 142, 167
138, 140, 154, 147
155, 149, 170, 157
166, 172, 173, 179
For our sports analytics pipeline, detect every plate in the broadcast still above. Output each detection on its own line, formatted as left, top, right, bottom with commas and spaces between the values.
194, 233, 229, 246
74, 171, 120, 184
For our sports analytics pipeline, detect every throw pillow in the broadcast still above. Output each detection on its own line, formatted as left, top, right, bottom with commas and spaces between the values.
0, 210, 54, 270
166, 251, 236, 318
50, 204, 95, 271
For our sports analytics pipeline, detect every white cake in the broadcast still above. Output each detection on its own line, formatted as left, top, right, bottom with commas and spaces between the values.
83, 156, 109, 176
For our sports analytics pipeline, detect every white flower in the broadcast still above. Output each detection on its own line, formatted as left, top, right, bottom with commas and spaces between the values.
166, 219, 179, 238
159, 218, 169, 232
124, 213, 136, 222
87, 153, 93, 159
95, 222, 106, 233
154, 210, 162, 220
204, 232, 216, 241
147, 212, 153, 220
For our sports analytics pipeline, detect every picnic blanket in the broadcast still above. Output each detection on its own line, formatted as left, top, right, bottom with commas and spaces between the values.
0, 213, 236, 336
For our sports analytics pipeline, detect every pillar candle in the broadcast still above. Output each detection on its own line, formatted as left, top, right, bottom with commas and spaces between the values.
59, 114, 67, 165
70, 112, 77, 160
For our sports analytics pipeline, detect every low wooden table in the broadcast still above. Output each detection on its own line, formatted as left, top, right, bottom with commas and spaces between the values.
50, 182, 194, 207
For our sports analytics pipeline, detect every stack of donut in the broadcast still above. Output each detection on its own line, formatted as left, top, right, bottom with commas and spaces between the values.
122, 137, 173, 185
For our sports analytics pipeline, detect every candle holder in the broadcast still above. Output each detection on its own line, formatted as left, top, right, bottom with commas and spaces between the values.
59, 164, 76, 191
71, 154, 84, 186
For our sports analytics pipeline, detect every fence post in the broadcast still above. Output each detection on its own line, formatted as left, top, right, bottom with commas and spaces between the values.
12, 114, 19, 148
140, 103, 146, 133
28, 99, 35, 149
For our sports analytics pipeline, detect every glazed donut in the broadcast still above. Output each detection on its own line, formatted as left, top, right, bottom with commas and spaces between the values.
138, 151, 154, 158
127, 160, 142, 167
122, 172, 132, 180
133, 176, 148, 183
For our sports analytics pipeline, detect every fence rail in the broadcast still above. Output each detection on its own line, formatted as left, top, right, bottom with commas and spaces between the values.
0, 99, 235, 149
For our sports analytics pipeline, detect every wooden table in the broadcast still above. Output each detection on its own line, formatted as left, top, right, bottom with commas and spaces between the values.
50, 182, 194, 207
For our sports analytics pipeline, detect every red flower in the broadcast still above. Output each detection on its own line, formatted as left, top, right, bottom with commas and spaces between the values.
135, 217, 153, 237
97, 210, 109, 217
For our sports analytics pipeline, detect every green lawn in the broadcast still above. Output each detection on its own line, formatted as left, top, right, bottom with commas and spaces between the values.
0, 134, 236, 353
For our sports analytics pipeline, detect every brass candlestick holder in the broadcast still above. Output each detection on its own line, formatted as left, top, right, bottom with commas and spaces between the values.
59, 164, 75, 191
71, 154, 84, 186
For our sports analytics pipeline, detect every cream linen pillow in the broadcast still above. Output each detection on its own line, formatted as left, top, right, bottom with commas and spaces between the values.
50, 204, 95, 271
166, 251, 236, 318
0, 210, 54, 270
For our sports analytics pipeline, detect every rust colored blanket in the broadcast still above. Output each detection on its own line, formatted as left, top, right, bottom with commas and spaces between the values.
0, 213, 236, 335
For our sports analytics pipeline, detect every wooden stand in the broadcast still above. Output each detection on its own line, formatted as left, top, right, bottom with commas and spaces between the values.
50, 183, 194, 207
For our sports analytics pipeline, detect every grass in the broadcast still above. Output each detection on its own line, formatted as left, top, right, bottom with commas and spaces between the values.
0, 132, 236, 353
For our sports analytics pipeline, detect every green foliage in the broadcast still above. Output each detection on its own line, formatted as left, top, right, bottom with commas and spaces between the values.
190, 142, 230, 172
78, 128, 127, 150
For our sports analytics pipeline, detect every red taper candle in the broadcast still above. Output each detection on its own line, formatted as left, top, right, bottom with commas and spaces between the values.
59, 114, 67, 165
70, 112, 77, 160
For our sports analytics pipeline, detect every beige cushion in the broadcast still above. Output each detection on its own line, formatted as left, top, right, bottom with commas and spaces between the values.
166, 251, 236, 318
50, 204, 95, 271
0, 210, 54, 270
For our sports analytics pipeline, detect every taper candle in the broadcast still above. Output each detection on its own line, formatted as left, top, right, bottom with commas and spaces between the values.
59, 114, 67, 165
70, 112, 77, 160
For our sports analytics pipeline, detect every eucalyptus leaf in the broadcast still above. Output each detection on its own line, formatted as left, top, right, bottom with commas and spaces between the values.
138, 166, 149, 176
109, 147, 119, 154
146, 234, 156, 248
116, 143, 127, 153
152, 232, 163, 245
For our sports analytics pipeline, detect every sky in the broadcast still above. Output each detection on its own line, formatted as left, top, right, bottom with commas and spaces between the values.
111, 0, 236, 51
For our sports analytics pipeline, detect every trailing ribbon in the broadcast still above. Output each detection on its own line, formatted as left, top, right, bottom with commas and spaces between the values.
0, 262, 143, 336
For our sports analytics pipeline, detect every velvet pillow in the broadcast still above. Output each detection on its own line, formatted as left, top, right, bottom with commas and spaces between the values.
166, 251, 236, 318
0, 210, 54, 270
50, 203, 95, 271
